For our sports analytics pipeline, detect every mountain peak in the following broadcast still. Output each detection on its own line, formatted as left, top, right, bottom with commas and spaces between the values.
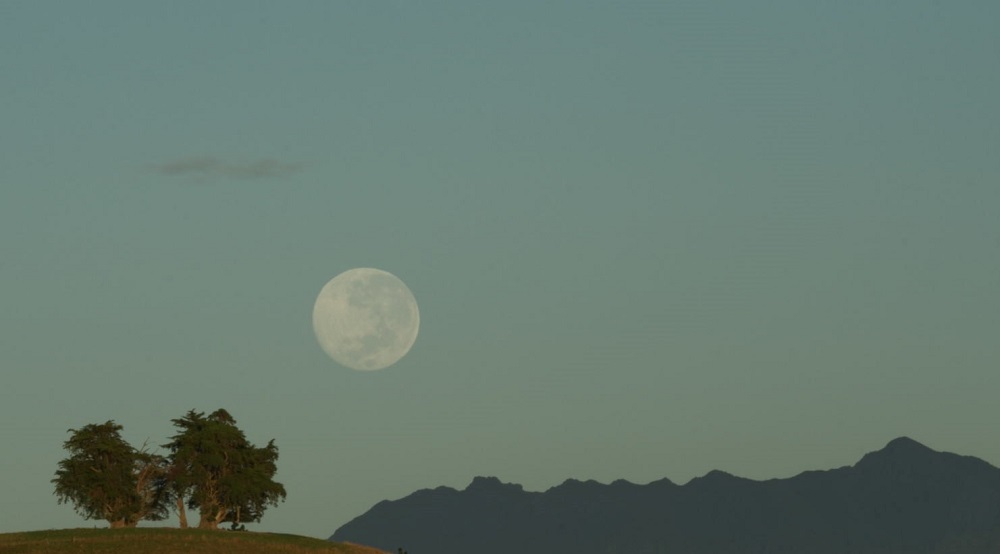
883, 436, 932, 452
466, 476, 501, 490
465, 476, 523, 493
855, 437, 938, 469
871, 436, 935, 459
685, 469, 743, 489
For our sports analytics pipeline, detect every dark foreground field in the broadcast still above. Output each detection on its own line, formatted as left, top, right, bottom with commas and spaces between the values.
0, 528, 387, 554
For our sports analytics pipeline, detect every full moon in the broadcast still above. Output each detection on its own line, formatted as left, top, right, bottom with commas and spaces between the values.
312, 268, 420, 371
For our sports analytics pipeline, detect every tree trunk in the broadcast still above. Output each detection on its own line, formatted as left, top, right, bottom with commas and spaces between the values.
197, 506, 226, 530
176, 496, 188, 529
213, 507, 227, 528
197, 512, 217, 530
109, 519, 126, 529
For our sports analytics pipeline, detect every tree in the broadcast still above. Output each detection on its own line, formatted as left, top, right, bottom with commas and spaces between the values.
52, 421, 169, 528
163, 409, 286, 529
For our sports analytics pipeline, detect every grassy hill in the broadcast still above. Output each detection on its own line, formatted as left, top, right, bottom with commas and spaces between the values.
0, 528, 388, 554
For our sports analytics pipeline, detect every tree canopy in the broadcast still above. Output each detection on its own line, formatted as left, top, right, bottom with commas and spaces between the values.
52, 421, 168, 528
53, 410, 285, 530
163, 409, 286, 529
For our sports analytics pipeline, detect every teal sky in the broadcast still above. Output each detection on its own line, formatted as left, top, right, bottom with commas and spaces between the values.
2, 1, 998, 538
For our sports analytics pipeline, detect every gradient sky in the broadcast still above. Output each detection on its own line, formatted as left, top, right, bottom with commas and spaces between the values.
2, 1, 998, 539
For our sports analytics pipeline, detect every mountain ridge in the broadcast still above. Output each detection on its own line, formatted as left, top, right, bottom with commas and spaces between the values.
331, 438, 1000, 554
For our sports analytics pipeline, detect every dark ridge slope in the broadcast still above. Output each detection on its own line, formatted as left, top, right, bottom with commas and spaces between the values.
331, 438, 1000, 554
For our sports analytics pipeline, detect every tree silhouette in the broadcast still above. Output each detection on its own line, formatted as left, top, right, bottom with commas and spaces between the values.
52, 421, 168, 528
163, 409, 286, 529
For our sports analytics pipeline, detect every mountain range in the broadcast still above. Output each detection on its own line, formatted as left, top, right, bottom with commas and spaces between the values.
330, 438, 1000, 553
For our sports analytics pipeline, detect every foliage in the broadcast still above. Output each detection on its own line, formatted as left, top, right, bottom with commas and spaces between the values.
163, 409, 287, 529
53, 410, 285, 530
51, 421, 169, 528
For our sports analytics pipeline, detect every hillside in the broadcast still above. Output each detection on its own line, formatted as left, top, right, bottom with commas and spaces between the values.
0, 528, 387, 554
331, 437, 1000, 554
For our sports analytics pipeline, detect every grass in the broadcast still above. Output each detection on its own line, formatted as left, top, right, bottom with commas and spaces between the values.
0, 528, 388, 554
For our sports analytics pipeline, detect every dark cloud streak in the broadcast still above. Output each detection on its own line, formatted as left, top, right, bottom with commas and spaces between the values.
151, 156, 304, 179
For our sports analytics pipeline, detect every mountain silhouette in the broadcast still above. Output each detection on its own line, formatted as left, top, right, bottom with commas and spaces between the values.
329, 438, 1000, 554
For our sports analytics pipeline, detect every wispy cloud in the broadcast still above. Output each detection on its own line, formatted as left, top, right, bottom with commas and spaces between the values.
151, 156, 304, 179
